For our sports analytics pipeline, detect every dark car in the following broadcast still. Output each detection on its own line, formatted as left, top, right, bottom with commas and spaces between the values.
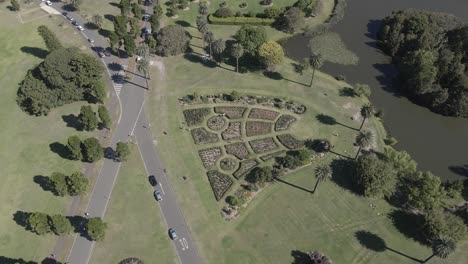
168, 228, 177, 240
143, 14, 150, 21
148, 175, 158, 186
72, 20, 78, 26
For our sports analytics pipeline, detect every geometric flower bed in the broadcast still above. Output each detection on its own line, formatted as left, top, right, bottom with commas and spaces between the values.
191, 127, 219, 144
233, 159, 258, 179
207, 170, 234, 200
248, 108, 280, 121
260, 150, 286, 161
220, 157, 237, 171
221, 121, 242, 140
183, 108, 211, 126
225, 142, 250, 159
245, 121, 272, 137
214, 106, 247, 119
207, 116, 226, 131
275, 114, 297, 131
249, 137, 279, 154
198, 147, 223, 168
277, 134, 305, 149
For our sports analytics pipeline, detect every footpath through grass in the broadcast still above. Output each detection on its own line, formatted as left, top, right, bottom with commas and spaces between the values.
0, 4, 96, 262
91, 145, 177, 264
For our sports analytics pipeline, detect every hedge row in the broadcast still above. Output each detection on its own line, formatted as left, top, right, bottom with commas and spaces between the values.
208, 14, 274, 26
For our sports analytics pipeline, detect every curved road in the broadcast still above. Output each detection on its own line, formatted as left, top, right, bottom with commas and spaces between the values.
48, 2, 202, 264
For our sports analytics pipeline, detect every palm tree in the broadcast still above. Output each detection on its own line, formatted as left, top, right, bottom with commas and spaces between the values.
313, 164, 331, 193
135, 44, 149, 58
92, 14, 103, 29
199, 1, 208, 15
355, 130, 373, 159
212, 38, 226, 66
137, 58, 150, 90
231, 43, 244, 73
423, 236, 456, 263
309, 52, 323, 87
203, 31, 214, 57
359, 103, 374, 131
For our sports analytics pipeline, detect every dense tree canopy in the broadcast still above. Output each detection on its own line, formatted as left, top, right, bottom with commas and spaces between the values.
353, 153, 397, 198
378, 10, 468, 117
258, 41, 285, 69
87, 217, 107, 241
234, 25, 267, 56
155, 25, 190, 56
402, 171, 445, 211
277, 7, 305, 33
82, 137, 103, 163
423, 209, 467, 243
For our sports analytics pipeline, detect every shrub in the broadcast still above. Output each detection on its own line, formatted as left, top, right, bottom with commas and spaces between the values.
78, 105, 98, 131
260, 150, 286, 161
251, 166, 273, 187
207, 170, 234, 200
67, 135, 82, 161
183, 108, 211, 126
116, 142, 131, 161
239, 2, 247, 8
155, 25, 190, 56
98, 105, 112, 129
354, 83, 371, 97
226, 195, 240, 206
220, 157, 237, 171
87, 217, 107, 241
208, 14, 274, 26
10, 0, 20, 11
38, 25, 62, 52
82, 137, 103, 162
264, 7, 282, 18
214, 7, 233, 18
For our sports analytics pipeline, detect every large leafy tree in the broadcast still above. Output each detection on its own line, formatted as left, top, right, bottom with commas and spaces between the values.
423, 209, 467, 243
50, 172, 68, 196
258, 40, 284, 70
123, 34, 136, 56
353, 153, 397, 198
49, 215, 73, 235
155, 25, 190, 56
28, 212, 51, 235
231, 43, 244, 73
359, 103, 374, 131
37, 25, 63, 52
384, 146, 417, 178
234, 25, 267, 56
87, 217, 108, 241
113, 15, 128, 38
403, 171, 445, 211
67, 135, 82, 160
66, 171, 89, 196
82, 137, 103, 163
116, 142, 131, 161
78, 105, 98, 131
252, 167, 273, 187
313, 164, 331, 193
279, 7, 305, 33
98, 105, 112, 130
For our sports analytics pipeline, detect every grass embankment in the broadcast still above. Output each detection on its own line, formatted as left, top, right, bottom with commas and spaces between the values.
0, 4, 96, 262
91, 145, 177, 264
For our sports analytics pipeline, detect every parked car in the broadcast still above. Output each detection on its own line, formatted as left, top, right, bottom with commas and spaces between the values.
143, 14, 150, 21
45, 1, 52, 6
154, 191, 162, 201
88, 38, 94, 43
98, 51, 105, 58
148, 175, 158, 186
72, 20, 78, 26
62, 12, 68, 16
77, 25, 84, 31
168, 228, 177, 240
103, 50, 112, 57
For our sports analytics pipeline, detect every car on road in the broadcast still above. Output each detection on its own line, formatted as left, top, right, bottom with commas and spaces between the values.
143, 14, 150, 21
98, 51, 106, 58
168, 228, 178, 240
45, 1, 52, 6
62, 12, 68, 16
103, 50, 112, 57
72, 20, 78, 26
77, 25, 84, 31
154, 191, 162, 201
88, 38, 94, 43
148, 175, 158, 186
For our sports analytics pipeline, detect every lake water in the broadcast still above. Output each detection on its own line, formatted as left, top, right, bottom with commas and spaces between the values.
283, 0, 468, 180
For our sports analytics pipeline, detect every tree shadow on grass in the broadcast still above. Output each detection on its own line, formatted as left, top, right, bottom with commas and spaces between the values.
355, 230, 423, 262
33, 175, 56, 195
175, 20, 191, 27
330, 158, 358, 194
62, 4, 77, 12
104, 14, 115, 22
0, 256, 37, 264
49, 142, 71, 160
98, 28, 110, 38
12, 211, 31, 231
84, 22, 99, 30
68, 215, 90, 240
183, 53, 217, 68
264, 71, 283, 80
20, 46, 48, 59
339, 87, 357, 97
316, 113, 358, 131
274, 177, 313, 194
388, 209, 428, 246
290, 250, 310, 264
62, 114, 81, 130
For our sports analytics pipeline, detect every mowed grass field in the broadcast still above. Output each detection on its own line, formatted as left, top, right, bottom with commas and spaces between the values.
0, 4, 97, 262
91, 145, 177, 264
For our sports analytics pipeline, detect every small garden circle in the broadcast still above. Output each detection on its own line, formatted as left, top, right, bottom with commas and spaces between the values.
207, 115, 227, 131
220, 157, 237, 171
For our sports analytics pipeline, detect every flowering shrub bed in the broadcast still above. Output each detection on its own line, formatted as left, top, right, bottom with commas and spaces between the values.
183, 108, 211, 126
207, 170, 234, 201
233, 159, 258, 179
277, 134, 304, 149
275, 114, 297, 131
248, 108, 279, 121
260, 150, 286, 161
207, 116, 227, 131
214, 106, 247, 119
245, 121, 272, 137
191, 127, 219, 144
198, 147, 223, 168
249, 137, 279, 154
221, 121, 242, 140
220, 157, 237, 171
225, 142, 250, 159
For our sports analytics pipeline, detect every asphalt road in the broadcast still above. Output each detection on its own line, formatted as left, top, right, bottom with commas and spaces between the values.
48, 2, 202, 264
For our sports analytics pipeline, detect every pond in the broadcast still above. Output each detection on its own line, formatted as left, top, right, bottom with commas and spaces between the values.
283, 0, 468, 180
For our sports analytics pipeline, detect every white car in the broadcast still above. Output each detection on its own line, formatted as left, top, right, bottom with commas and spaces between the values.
45, 1, 52, 6
77, 25, 84, 31
88, 38, 94, 43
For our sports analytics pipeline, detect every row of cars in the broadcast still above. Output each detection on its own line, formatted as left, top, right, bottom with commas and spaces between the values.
62, 12, 84, 31
148, 175, 178, 240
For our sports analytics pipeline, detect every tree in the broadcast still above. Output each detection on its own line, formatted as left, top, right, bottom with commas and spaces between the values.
129, 17, 139, 38
49, 215, 72, 235
67, 135, 82, 160
136, 44, 150, 58
197, 18, 209, 46
384, 146, 417, 178
113, 15, 128, 38
87, 217, 107, 241
404, 171, 445, 211
252, 167, 273, 187
354, 83, 371, 97
199, 1, 208, 15
155, 25, 190, 56
37, 25, 63, 52
234, 25, 267, 56
50, 172, 68, 196
98, 105, 112, 129
153, 4, 163, 18
359, 103, 374, 130
132, 3, 142, 19
92, 14, 104, 29
147, 35, 157, 53
28, 212, 51, 235
69, 0, 82, 11
82, 137, 103, 162
231, 43, 244, 73
149, 14, 160, 33
116, 142, 131, 161
66, 171, 89, 195
355, 130, 373, 159
308, 250, 333, 264
313, 164, 331, 193
308, 52, 323, 87
108, 31, 120, 53
137, 58, 150, 90
353, 153, 397, 198
264, 7, 281, 18
78, 105, 98, 131
10, 0, 20, 11
279, 7, 305, 33
123, 34, 136, 56
203, 31, 215, 57
424, 236, 456, 263
91, 80, 106, 103
119, 0, 131, 16
423, 209, 467, 243
258, 40, 284, 70
212, 38, 226, 65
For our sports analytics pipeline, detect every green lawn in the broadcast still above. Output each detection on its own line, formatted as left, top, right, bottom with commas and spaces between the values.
0, 4, 97, 262
91, 145, 177, 264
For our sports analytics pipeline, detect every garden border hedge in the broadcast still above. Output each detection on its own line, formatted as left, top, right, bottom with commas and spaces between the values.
208, 14, 274, 26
